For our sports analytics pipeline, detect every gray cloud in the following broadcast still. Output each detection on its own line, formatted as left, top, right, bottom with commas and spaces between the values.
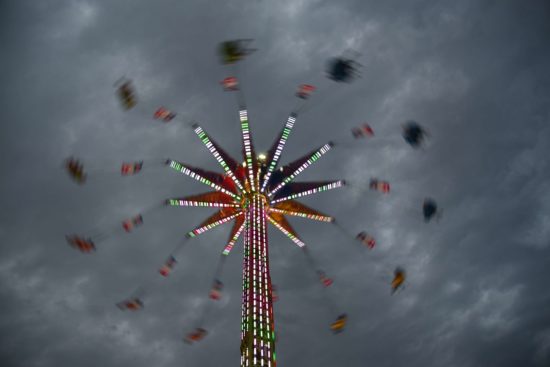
1, 0, 549, 366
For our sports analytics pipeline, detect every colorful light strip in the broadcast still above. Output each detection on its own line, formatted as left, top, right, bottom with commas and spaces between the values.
268, 208, 333, 222
269, 143, 332, 197
267, 216, 305, 248
261, 113, 297, 193
271, 180, 345, 204
240, 110, 256, 191
166, 199, 238, 208
261, 201, 271, 367
194, 125, 245, 192
241, 194, 275, 366
223, 221, 245, 256
240, 210, 250, 366
167, 160, 240, 200
187, 212, 242, 237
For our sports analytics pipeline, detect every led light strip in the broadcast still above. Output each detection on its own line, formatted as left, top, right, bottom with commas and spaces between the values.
194, 125, 244, 192
250, 197, 257, 364
167, 160, 240, 200
261, 113, 296, 193
252, 196, 259, 362
241, 215, 249, 359
269, 143, 332, 197
167, 199, 238, 208
242, 201, 252, 367
240, 194, 276, 366
268, 208, 333, 222
271, 180, 345, 204
187, 212, 242, 237
267, 216, 305, 248
260, 196, 274, 365
240, 110, 255, 190
223, 221, 245, 256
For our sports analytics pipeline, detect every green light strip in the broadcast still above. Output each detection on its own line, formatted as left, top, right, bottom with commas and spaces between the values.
271, 180, 345, 204
269, 143, 332, 198
261, 113, 296, 193
240, 110, 256, 191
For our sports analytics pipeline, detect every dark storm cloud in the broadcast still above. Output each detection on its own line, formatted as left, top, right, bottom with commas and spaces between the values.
1, 0, 549, 366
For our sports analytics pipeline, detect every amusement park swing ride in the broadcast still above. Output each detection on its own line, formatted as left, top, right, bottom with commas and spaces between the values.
65, 40, 437, 366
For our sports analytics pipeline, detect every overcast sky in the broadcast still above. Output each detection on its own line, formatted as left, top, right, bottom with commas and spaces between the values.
1, 1, 550, 366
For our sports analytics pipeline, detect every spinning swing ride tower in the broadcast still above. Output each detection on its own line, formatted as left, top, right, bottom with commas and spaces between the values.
165, 97, 344, 366
238, 107, 277, 366
64, 42, 361, 366
234, 105, 344, 366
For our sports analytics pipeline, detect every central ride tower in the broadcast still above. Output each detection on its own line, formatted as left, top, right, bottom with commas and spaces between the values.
240, 190, 276, 366
238, 103, 276, 366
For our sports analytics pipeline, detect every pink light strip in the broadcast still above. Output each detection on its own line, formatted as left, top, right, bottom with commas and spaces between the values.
223, 221, 246, 256
167, 199, 238, 208
188, 212, 242, 237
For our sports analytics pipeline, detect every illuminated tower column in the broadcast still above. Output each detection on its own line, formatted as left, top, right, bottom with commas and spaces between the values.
240, 192, 276, 367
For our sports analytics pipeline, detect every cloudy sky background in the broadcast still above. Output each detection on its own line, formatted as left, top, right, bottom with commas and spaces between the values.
1, 1, 550, 366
